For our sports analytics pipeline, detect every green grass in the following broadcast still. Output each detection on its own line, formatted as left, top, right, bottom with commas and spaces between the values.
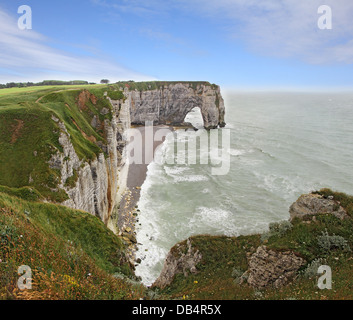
115, 81, 217, 92
158, 189, 353, 300
0, 84, 104, 96
0, 186, 43, 202
0, 84, 123, 202
0, 191, 144, 300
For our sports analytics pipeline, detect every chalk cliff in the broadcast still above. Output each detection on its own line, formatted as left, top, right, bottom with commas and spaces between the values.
46, 82, 225, 226
121, 82, 226, 129
48, 95, 128, 225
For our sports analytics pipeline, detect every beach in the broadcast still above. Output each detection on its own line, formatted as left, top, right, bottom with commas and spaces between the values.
116, 125, 173, 264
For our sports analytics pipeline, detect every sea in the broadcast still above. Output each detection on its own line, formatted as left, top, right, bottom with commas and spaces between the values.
134, 91, 353, 286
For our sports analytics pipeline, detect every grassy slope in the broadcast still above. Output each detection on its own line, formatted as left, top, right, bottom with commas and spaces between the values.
0, 84, 145, 300
0, 84, 104, 96
158, 189, 353, 300
0, 84, 123, 202
0, 191, 145, 300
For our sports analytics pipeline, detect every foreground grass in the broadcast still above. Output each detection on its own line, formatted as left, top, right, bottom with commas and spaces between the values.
0, 192, 145, 300
157, 189, 353, 300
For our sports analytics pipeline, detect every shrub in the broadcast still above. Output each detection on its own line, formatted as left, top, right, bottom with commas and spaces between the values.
299, 258, 326, 279
261, 220, 293, 241
232, 268, 248, 284
317, 229, 351, 252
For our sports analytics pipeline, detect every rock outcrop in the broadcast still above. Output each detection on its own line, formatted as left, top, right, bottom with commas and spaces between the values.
153, 238, 202, 289
121, 82, 225, 129
246, 246, 305, 289
289, 193, 348, 221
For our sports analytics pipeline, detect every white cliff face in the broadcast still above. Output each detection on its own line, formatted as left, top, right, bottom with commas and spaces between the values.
49, 96, 128, 225
47, 82, 225, 228
124, 82, 225, 129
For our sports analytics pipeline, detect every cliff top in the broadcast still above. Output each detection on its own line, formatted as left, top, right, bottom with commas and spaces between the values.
0, 85, 117, 202
115, 81, 220, 92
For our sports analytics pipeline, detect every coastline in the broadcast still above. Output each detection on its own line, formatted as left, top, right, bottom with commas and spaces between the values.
116, 125, 175, 265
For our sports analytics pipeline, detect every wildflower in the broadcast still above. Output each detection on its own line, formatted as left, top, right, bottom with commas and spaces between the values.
194, 281, 198, 284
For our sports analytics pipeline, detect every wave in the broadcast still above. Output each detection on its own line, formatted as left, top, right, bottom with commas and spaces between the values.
135, 92, 353, 286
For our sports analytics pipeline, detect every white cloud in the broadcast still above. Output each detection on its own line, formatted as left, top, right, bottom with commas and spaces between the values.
0, 8, 153, 83
181, 0, 353, 64
90, 0, 353, 64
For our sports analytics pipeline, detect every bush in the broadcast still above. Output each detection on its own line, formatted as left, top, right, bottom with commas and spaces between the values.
261, 220, 293, 241
299, 258, 326, 279
317, 229, 351, 252
231, 268, 248, 284
269, 221, 293, 235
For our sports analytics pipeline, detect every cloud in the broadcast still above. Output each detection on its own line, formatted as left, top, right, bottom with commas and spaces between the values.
0, 7, 153, 83
91, 0, 169, 18
180, 0, 353, 64
91, 0, 208, 57
96, 0, 353, 65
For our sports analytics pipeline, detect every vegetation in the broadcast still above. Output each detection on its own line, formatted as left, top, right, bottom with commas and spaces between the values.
0, 191, 145, 300
0, 83, 121, 202
0, 80, 93, 90
1, 81, 352, 300
156, 189, 353, 300
115, 81, 218, 92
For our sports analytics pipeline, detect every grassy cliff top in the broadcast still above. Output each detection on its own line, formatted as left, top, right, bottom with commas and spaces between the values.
0, 84, 123, 202
115, 81, 219, 92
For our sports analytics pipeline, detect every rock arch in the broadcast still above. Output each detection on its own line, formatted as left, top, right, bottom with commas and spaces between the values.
184, 106, 204, 129
127, 82, 225, 129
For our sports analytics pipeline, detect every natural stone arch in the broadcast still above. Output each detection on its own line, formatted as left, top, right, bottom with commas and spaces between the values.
183, 106, 204, 129
127, 82, 225, 129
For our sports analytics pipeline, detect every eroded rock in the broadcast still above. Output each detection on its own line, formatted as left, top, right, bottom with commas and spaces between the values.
289, 193, 348, 221
153, 238, 202, 289
247, 246, 305, 289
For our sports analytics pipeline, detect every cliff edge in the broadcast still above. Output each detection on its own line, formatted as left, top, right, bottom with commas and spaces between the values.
0, 81, 226, 227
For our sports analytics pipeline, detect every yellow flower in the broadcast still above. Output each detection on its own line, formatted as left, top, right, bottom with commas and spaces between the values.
194, 281, 198, 284
63, 274, 79, 288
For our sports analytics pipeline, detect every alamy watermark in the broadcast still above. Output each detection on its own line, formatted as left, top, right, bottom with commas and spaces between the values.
318, 265, 332, 290
17, 265, 32, 290
318, 5, 332, 30
125, 121, 231, 176
16, 5, 333, 31
17, 5, 32, 30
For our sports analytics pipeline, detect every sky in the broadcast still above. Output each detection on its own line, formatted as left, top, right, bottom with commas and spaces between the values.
1, 0, 353, 90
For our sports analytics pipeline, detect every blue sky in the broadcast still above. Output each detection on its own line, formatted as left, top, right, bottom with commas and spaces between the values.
1, 0, 353, 90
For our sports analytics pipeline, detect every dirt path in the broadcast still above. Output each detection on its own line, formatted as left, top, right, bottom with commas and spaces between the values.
35, 88, 79, 103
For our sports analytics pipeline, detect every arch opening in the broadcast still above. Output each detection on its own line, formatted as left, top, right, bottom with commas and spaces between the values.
183, 107, 204, 129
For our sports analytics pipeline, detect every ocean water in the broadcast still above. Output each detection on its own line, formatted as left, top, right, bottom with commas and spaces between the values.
135, 91, 353, 286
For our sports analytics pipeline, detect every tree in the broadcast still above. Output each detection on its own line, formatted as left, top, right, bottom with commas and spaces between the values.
100, 79, 110, 84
